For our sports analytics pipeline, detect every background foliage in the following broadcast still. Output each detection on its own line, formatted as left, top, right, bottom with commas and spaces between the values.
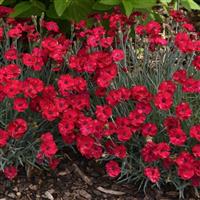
1, 0, 200, 23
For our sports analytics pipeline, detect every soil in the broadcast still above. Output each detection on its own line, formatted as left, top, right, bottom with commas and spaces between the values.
0, 150, 198, 200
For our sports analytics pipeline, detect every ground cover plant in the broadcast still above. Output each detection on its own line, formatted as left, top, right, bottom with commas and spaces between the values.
0, 5, 200, 199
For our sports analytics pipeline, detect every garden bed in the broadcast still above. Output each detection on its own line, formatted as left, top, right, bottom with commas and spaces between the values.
0, 158, 195, 200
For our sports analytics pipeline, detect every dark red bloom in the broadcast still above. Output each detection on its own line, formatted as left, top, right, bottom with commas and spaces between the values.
176, 152, 194, 167
175, 102, 192, 120
105, 160, 121, 177
4, 166, 17, 180
178, 164, 194, 180
168, 128, 187, 146
131, 85, 152, 102
23, 78, 44, 98
141, 142, 158, 162
192, 144, 200, 158
7, 118, 28, 139
154, 92, 173, 111
112, 49, 124, 62
154, 142, 170, 159
163, 116, 181, 130
158, 81, 176, 95
40, 132, 58, 158
113, 145, 127, 159
172, 69, 187, 84
141, 123, 157, 137
13, 98, 28, 112
190, 125, 200, 142
145, 21, 161, 36
95, 105, 112, 122
49, 158, 61, 170
4, 48, 17, 61
0, 129, 8, 147
192, 55, 200, 71
144, 167, 160, 183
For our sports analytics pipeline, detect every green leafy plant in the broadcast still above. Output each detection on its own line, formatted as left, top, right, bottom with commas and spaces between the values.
0, 0, 199, 27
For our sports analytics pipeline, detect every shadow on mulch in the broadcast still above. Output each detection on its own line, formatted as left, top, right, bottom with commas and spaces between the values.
0, 149, 199, 200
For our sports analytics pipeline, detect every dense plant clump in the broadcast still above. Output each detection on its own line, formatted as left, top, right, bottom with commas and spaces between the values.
0, 5, 200, 198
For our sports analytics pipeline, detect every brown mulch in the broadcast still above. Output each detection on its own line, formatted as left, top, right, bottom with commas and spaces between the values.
0, 150, 198, 200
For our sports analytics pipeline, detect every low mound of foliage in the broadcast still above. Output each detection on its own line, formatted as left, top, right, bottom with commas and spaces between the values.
0, 5, 200, 198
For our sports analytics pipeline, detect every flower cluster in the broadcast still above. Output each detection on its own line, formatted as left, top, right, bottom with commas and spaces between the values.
0, 6, 200, 196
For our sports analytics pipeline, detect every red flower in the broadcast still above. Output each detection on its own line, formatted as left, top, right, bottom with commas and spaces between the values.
129, 109, 146, 127
192, 144, 200, 158
131, 85, 152, 102
175, 152, 194, 166
58, 74, 87, 96
3, 80, 22, 98
175, 32, 194, 53
163, 116, 181, 130
111, 49, 124, 62
4, 48, 17, 61
168, 128, 187, 146
113, 145, 127, 159
135, 25, 145, 35
154, 142, 170, 159
116, 127, 132, 142
13, 98, 28, 112
43, 21, 59, 32
135, 102, 152, 115
100, 37, 113, 48
3, 64, 21, 80
191, 176, 200, 187
178, 164, 194, 180
182, 23, 195, 32
141, 123, 157, 137
4, 166, 17, 180
145, 21, 161, 36
172, 69, 187, 84
154, 92, 173, 110
170, 10, 187, 22
7, 118, 28, 139
0, 129, 8, 147
162, 157, 174, 169
141, 142, 158, 162
194, 160, 200, 176
76, 135, 95, 157
158, 81, 176, 95
23, 77, 44, 98
192, 55, 200, 71
8, 24, 23, 38
0, 6, 13, 17
105, 160, 121, 177
144, 167, 160, 183
40, 132, 58, 158
0, 27, 3, 40
190, 125, 200, 142
49, 158, 61, 170
95, 105, 112, 122
175, 102, 192, 120
182, 78, 200, 93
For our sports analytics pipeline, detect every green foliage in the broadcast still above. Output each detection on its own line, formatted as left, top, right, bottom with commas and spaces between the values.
1, 0, 200, 24
54, 0, 70, 17
181, 0, 200, 10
